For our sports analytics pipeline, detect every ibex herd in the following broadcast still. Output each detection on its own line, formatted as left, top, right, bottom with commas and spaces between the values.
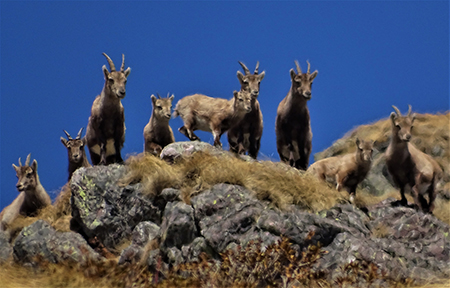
0, 53, 444, 233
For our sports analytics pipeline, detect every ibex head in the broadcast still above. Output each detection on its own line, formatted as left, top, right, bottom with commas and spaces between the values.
237, 61, 265, 98
12, 154, 38, 193
151, 93, 174, 120
102, 53, 131, 99
290, 60, 318, 100
355, 138, 374, 162
390, 105, 416, 142
233, 90, 252, 113
61, 128, 86, 164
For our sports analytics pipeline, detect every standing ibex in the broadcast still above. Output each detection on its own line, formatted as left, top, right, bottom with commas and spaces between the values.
227, 61, 265, 158
143, 93, 175, 156
173, 90, 252, 147
307, 138, 374, 203
86, 53, 131, 165
61, 128, 91, 181
0, 154, 51, 231
386, 105, 443, 213
276, 60, 318, 170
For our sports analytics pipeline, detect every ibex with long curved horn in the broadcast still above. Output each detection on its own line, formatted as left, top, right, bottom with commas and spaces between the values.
227, 61, 265, 158
61, 128, 91, 181
86, 53, 131, 165
386, 105, 443, 213
0, 154, 51, 232
143, 93, 175, 156
276, 60, 318, 170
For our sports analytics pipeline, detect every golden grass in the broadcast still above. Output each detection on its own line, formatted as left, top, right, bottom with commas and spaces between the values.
121, 151, 346, 212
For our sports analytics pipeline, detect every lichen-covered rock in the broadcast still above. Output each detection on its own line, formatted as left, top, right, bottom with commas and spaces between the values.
70, 164, 161, 249
0, 231, 12, 262
160, 141, 237, 163
13, 220, 102, 265
160, 201, 197, 249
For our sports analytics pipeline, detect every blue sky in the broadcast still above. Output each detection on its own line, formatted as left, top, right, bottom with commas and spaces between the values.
1, 1, 448, 211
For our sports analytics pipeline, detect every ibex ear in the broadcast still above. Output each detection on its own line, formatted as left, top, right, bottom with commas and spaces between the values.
290, 68, 297, 80
60, 137, 68, 147
151, 95, 157, 105
390, 112, 397, 124
102, 65, 110, 79
233, 91, 238, 98
12, 164, 19, 174
355, 137, 361, 147
237, 71, 245, 83
169, 94, 174, 102
258, 71, 266, 81
410, 113, 416, 122
310, 70, 318, 81
124, 67, 131, 78
31, 160, 38, 172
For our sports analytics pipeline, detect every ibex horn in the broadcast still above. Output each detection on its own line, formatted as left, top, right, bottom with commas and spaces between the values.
307, 60, 311, 74
295, 60, 302, 74
238, 61, 250, 75
18, 157, 22, 167
76, 127, 84, 140
254, 61, 260, 75
102, 53, 116, 72
166, 92, 171, 98
120, 54, 125, 72
63, 130, 73, 140
25, 153, 31, 166
407, 105, 412, 116
156, 93, 161, 99
392, 105, 402, 116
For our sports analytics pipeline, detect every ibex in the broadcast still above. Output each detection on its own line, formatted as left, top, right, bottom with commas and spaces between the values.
386, 105, 443, 213
86, 53, 131, 165
143, 93, 175, 156
61, 128, 91, 181
173, 90, 252, 147
307, 138, 374, 203
227, 61, 265, 158
275, 60, 318, 170
0, 154, 51, 231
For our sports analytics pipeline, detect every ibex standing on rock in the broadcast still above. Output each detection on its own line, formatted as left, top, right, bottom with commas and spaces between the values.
143, 93, 175, 156
228, 61, 265, 158
0, 154, 51, 231
61, 128, 91, 181
307, 138, 374, 203
386, 105, 443, 213
173, 90, 252, 148
276, 60, 318, 170
86, 53, 131, 165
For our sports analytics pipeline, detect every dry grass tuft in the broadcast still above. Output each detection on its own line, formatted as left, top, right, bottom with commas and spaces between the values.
120, 151, 346, 212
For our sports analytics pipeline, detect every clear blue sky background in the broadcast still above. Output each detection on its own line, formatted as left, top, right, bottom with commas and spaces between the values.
1, 1, 448, 211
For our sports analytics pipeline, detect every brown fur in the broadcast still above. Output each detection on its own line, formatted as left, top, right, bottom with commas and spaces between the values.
86, 53, 131, 165
276, 60, 318, 170
385, 105, 443, 213
173, 90, 252, 147
307, 138, 374, 203
143, 94, 175, 156
61, 128, 91, 181
0, 154, 51, 232
228, 61, 265, 158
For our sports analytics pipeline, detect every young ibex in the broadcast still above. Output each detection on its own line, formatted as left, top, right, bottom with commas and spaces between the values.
276, 60, 318, 170
0, 154, 51, 231
173, 90, 252, 147
86, 53, 131, 165
143, 93, 175, 156
307, 138, 374, 203
61, 128, 91, 181
386, 105, 443, 213
227, 61, 265, 158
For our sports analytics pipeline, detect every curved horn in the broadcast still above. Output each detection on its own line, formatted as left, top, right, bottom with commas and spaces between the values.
63, 130, 73, 140
18, 157, 22, 167
238, 61, 250, 75
407, 105, 412, 116
166, 92, 171, 98
392, 105, 402, 116
25, 154, 31, 166
254, 61, 260, 75
76, 127, 84, 140
120, 54, 125, 72
295, 60, 302, 74
156, 93, 161, 99
102, 53, 116, 72
307, 60, 311, 74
